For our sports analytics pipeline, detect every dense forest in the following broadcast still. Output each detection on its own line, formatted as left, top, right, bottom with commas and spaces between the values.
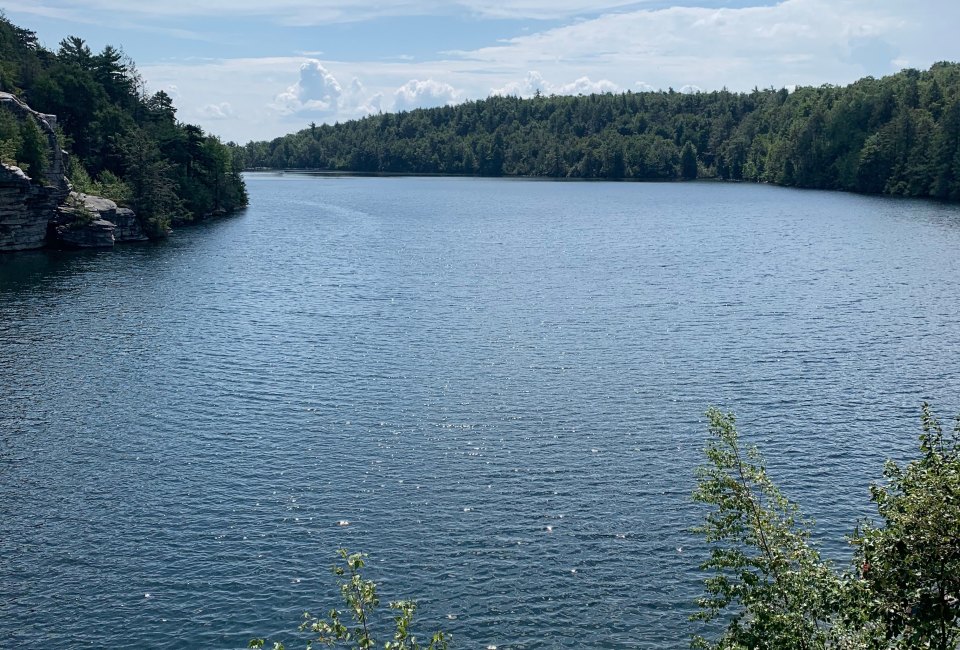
242, 63, 960, 201
0, 14, 246, 236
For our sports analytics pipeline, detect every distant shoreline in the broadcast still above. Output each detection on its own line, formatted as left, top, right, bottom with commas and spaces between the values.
241, 170, 960, 205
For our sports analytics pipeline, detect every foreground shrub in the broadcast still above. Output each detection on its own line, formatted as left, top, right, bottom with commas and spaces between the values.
693, 404, 960, 649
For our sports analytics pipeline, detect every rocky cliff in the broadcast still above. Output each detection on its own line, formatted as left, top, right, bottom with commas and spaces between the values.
0, 163, 63, 251
0, 92, 70, 251
50, 192, 149, 248
0, 92, 142, 251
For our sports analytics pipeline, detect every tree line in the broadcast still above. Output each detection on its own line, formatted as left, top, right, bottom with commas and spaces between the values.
240, 63, 960, 202
0, 14, 247, 236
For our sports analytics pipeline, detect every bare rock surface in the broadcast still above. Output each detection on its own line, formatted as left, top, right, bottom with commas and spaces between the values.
58, 192, 148, 244
0, 163, 62, 251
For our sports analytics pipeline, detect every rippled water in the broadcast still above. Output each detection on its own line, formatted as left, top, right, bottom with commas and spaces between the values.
3, 174, 960, 648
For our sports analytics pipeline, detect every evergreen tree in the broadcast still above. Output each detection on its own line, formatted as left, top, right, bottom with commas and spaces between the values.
0, 14, 247, 236
681, 141, 698, 179
0, 105, 21, 164
17, 114, 47, 178
115, 127, 183, 236
234, 61, 960, 203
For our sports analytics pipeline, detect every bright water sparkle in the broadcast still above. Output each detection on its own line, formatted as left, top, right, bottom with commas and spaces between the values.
2, 174, 960, 648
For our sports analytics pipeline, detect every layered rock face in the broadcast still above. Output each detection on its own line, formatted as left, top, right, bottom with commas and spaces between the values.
0, 92, 140, 251
50, 192, 148, 248
0, 164, 62, 251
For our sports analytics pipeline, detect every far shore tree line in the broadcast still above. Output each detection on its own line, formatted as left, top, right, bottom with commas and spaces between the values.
240, 62, 960, 202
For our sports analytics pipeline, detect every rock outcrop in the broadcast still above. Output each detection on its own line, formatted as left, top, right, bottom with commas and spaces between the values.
0, 164, 63, 251
111, 207, 146, 242
0, 92, 142, 251
50, 192, 148, 248
51, 217, 116, 249
0, 92, 71, 251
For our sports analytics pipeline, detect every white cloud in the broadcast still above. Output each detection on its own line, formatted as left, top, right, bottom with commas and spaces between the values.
272, 60, 343, 115
393, 79, 460, 111
342, 77, 383, 117
679, 84, 702, 94
164, 84, 181, 100
355, 93, 384, 116
197, 102, 234, 119
269, 61, 384, 118
490, 71, 547, 97
492, 71, 618, 97
457, 0, 640, 20
454, 0, 916, 88
133, 0, 960, 143
9, 0, 663, 25
553, 76, 619, 95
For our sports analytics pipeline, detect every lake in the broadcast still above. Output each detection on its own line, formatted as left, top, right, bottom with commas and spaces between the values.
2, 174, 960, 648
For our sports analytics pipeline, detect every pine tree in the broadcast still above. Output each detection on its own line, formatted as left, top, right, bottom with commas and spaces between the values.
681, 141, 698, 179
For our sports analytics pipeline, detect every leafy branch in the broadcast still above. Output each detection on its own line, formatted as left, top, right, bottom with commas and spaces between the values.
693, 405, 960, 649
251, 549, 450, 650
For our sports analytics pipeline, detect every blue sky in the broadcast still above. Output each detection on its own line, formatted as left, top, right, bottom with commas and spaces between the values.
5, 1, 960, 143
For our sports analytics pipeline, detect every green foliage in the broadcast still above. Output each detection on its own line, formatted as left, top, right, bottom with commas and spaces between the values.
693, 405, 960, 649
71, 164, 133, 206
851, 404, 960, 649
692, 409, 841, 649
17, 114, 48, 178
92, 170, 132, 206
239, 63, 960, 200
115, 127, 182, 237
64, 193, 96, 227
68, 158, 93, 192
251, 549, 450, 650
0, 105, 20, 165
0, 105, 47, 180
0, 13, 247, 234
681, 141, 698, 180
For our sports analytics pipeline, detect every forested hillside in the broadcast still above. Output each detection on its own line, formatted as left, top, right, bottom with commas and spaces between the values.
243, 64, 960, 201
0, 14, 246, 236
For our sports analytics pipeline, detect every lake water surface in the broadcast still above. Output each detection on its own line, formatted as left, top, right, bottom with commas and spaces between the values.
2, 174, 960, 648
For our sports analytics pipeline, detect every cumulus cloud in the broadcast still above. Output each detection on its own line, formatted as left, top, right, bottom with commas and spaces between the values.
393, 79, 460, 111
491, 71, 547, 97
272, 60, 343, 115
553, 76, 619, 95
198, 102, 234, 119
492, 71, 617, 97
135, 0, 960, 143
271, 61, 384, 118
342, 77, 383, 117
679, 84, 702, 94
